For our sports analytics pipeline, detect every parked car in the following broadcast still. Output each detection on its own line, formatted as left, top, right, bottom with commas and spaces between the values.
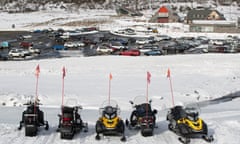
28, 47, 41, 54
1, 41, 10, 48
96, 44, 115, 54
0, 53, 8, 60
136, 39, 150, 45
139, 44, 160, 53
144, 50, 163, 56
64, 41, 85, 48
17, 35, 32, 40
8, 48, 30, 58
20, 42, 33, 48
52, 45, 67, 50
209, 39, 225, 46
109, 39, 128, 46
110, 41, 126, 50
119, 49, 141, 56
154, 35, 171, 41
184, 44, 209, 54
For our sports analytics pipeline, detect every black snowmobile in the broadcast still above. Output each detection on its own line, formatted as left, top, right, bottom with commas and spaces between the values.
57, 100, 88, 139
95, 100, 126, 141
18, 100, 49, 136
126, 96, 157, 136
166, 105, 214, 144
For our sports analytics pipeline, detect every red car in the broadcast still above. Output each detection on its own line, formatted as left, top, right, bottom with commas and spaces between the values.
119, 49, 140, 56
19, 42, 33, 48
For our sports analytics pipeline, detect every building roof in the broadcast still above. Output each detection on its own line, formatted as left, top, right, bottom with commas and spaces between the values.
186, 9, 225, 21
158, 6, 168, 13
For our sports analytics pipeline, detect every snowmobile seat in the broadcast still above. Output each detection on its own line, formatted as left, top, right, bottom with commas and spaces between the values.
171, 106, 187, 120
62, 106, 74, 113
136, 103, 153, 117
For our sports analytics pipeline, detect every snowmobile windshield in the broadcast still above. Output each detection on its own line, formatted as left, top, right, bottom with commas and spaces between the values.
185, 107, 199, 121
133, 96, 150, 106
99, 100, 120, 116
64, 98, 82, 108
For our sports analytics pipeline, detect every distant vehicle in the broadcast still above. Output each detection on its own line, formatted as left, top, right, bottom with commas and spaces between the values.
0, 53, 8, 60
139, 44, 160, 53
64, 41, 85, 48
119, 49, 140, 56
136, 39, 150, 45
17, 35, 32, 40
144, 50, 163, 56
209, 39, 225, 46
1, 41, 10, 48
196, 36, 209, 44
96, 43, 117, 54
8, 48, 30, 58
28, 47, 41, 54
114, 28, 136, 35
154, 35, 171, 41
52, 45, 67, 50
110, 39, 128, 46
20, 42, 33, 48
110, 41, 126, 49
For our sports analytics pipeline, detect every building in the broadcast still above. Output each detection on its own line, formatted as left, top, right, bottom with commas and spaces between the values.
149, 6, 179, 23
218, 0, 233, 5
185, 8, 225, 24
116, 6, 143, 16
157, 6, 169, 23
189, 20, 240, 33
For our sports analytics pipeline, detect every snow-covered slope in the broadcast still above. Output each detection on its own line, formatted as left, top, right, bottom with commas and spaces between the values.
0, 54, 240, 143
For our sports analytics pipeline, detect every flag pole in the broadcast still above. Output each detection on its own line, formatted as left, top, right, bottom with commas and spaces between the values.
108, 73, 112, 105
34, 64, 40, 115
146, 71, 151, 128
167, 68, 175, 107
62, 67, 66, 114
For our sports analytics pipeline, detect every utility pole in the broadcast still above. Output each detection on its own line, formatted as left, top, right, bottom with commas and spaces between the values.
135, 0, 138, 10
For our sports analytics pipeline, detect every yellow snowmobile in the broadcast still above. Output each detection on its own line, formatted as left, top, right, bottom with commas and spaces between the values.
167, 106, 213, 144
95, 100, 126, 141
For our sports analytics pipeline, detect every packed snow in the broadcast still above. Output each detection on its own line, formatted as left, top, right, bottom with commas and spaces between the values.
0, 4, 240, 144
0, 54, 240, 144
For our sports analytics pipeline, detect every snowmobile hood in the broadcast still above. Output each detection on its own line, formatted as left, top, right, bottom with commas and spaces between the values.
177, 118, 203, 131
101, 116, 120, 129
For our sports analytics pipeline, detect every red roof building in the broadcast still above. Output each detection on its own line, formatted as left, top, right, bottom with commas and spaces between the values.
158, 6, 169, 23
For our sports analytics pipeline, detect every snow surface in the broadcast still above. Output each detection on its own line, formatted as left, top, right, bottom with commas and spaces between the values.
0, 6, 240, 144
0, 54, 240, 144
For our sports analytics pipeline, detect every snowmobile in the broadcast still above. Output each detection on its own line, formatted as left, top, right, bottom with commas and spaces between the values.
57, 99, 88, 139
166, 105, 214, 144
95, 100, 126, 141
18, 100, 49, 136
125, 96, 157, 136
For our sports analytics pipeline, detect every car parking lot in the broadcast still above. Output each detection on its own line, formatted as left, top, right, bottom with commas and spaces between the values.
0, 28, 240, 61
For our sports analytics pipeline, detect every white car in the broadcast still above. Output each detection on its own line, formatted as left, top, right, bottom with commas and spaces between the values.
154, 35, 171, 41
96, 44, 113, 53
28, 47, 40, 54
64, 41, 85, 48
136, 39, 150, 45
8, 48, 30, 58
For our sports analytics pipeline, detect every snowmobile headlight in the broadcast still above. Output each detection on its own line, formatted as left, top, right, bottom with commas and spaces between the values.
111, 113, 116, 119
104, 114, 110, 119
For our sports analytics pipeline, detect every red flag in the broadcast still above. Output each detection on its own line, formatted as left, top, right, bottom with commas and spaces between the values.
167, 68, 171, 78
147, 71, 151, 84
35, 64, 40, 77
109, 73, 113, 80
62, 67, 66, 79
